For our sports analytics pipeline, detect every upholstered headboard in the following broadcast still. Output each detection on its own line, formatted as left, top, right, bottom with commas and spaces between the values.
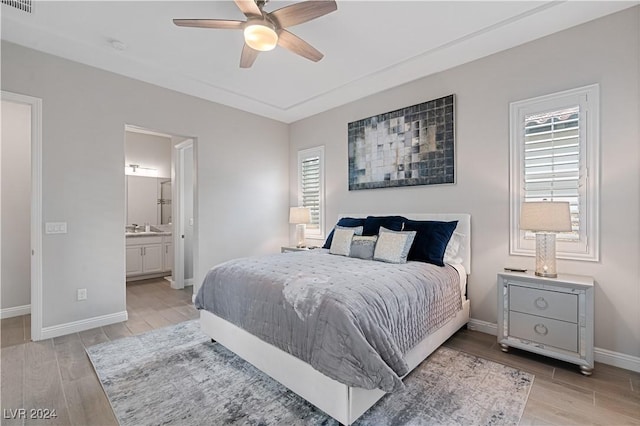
337, 213, 471, 273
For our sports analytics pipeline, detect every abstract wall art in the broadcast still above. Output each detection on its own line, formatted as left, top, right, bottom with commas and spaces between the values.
348, 94, 455, 190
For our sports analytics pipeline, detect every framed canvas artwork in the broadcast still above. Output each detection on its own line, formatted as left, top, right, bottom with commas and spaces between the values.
348, 94, 455, 190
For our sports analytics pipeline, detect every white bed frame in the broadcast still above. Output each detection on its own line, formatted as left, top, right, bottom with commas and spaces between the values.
200, 213, 471, 425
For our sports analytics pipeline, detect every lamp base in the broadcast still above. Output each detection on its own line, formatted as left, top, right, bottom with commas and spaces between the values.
295, 223, 306, 248
535, 232, 558, 278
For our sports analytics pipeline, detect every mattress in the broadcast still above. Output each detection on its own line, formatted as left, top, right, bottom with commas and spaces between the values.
195, 249, 463, 392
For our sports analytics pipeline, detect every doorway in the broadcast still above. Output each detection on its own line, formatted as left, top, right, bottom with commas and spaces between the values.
0, 91, 43, 341
123, 125, 195, 292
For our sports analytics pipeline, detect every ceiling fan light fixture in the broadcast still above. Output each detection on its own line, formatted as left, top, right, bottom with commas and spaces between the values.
244, 22, 278, 51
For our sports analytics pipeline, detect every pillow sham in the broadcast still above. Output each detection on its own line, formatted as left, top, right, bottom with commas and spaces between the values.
322, 217, 366, 249
373, 227, 416, 264
362, 215, 405, 236
403, 220, 458, 266
330, 226, 359, 256
349, 235, 378, 260
443, 231, 466, 265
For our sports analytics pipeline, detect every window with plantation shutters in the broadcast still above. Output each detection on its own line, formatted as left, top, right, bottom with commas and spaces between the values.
298, 146, 325, 239
524, 106, 580, 241
510, 85, 600, 261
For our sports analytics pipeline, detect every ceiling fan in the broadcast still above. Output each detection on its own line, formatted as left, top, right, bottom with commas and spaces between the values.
173, 0, 338, 68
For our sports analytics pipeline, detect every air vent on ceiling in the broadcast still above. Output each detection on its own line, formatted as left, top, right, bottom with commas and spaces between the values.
1, 0, 32, 13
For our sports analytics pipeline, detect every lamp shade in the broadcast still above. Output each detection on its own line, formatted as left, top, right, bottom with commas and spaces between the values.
289, 207, 311, 224
520, 201, 572, 232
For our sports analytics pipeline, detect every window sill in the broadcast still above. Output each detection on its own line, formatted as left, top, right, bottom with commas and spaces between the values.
510, 247, 599, 262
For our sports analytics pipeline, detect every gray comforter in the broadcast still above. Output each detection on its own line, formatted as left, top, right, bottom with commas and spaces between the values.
195, 249, 462, 393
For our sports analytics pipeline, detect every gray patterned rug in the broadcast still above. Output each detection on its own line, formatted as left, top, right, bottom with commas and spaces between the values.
86, 320, 533, 426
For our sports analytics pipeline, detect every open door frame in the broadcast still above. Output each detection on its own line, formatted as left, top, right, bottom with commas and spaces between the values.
1, 91, 43, 340
171, 139, 194, 290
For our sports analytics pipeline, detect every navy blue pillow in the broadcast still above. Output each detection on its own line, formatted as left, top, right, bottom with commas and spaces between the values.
403, 220, 458, 266
362, 216, 405, 236
322, 217, 366, 249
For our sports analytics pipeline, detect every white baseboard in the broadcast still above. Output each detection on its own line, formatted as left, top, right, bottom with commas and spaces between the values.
0, 304, 31, 319
169, 278, 194, 290
594, 347, 640, 373
467, 317, 640, 373
39, 310, 128, 340
467, 318, 497, 335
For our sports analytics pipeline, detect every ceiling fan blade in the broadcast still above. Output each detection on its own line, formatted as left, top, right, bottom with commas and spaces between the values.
269, 1, 337, 28
277, 30, 323, 62
240, 44, 260, 68
234, 0, 262, 18
173, 19, 244, 30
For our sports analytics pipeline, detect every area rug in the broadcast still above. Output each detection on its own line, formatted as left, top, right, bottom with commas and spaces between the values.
86, 320, 533, 426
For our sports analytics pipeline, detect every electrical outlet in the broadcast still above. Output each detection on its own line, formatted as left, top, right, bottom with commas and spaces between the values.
77, 288, 87, 301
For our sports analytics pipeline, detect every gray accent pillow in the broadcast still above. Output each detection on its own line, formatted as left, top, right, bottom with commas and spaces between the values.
330, 226, 363, 256
349, 235, 378, 260
373, 227, 417, 264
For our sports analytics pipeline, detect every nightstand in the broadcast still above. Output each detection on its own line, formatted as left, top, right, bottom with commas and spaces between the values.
281, 246, 309, 253
497, 271, 594, 375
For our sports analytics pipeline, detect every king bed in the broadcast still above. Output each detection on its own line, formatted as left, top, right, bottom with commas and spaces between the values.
195, 213, 471, 425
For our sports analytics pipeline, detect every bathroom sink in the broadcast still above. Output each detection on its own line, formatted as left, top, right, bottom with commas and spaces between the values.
126, 231, 154, 236
125, 226, 171, 236
126, 229, 160, 236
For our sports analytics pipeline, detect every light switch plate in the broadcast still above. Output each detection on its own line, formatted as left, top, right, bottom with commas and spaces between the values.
45, 222, 67, 234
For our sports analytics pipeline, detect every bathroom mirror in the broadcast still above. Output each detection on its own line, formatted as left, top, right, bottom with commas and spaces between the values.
126, 176, 172, 226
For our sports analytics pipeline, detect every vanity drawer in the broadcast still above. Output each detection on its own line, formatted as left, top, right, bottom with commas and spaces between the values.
509, 311, 578, 353
509, 285, 577, 323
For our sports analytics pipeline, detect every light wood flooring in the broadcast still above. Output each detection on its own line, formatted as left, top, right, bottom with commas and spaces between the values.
1, 280, 638, 425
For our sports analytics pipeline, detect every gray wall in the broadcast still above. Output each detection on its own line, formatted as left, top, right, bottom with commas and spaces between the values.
125, 131, 172, 178
289, 7, 640, 359
1, 41, 289, 328
1, 100, 31, 310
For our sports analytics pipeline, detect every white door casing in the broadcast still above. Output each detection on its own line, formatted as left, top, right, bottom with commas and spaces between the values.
1, 91, 43, 340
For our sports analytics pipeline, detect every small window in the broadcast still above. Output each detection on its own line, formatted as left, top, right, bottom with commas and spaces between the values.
510, 85, 599, 261
298, 146, 325, 240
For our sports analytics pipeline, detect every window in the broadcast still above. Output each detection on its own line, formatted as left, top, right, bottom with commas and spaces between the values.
298, 146, 325, 240
510, 84, 599, 261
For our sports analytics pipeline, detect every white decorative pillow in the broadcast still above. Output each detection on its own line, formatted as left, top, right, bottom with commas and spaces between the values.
443, 231, 465, 265
330, 226, 357, 256
373, 227, 417, 264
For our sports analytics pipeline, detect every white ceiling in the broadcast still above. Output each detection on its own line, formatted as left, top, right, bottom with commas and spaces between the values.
1, 1, 636, 123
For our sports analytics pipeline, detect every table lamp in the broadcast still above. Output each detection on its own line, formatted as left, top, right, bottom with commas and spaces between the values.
520, 201, 572, 278
289, 207, 311, 248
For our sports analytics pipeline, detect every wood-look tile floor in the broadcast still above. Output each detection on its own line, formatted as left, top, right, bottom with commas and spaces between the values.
1, 282, 639, 425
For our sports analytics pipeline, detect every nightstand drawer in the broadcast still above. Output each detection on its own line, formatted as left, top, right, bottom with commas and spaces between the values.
510, 311, 578, 352
509, 285, 578, 323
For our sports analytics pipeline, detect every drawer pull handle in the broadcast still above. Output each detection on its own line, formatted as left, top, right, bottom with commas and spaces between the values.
534, 297, 548, 310
534, 323, 549, 336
